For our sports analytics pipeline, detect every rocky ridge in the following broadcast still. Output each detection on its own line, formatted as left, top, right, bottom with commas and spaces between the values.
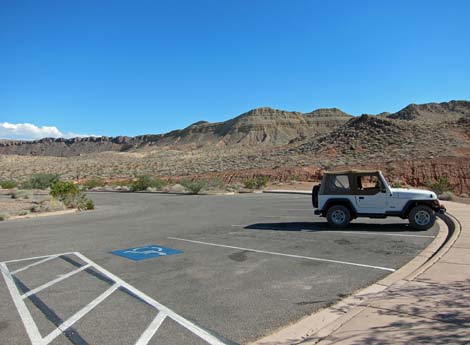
1, 100, 470, 193
0, 107, 352, 156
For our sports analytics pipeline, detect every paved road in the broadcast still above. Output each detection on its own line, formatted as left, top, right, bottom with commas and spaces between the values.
0, 192, 438, 345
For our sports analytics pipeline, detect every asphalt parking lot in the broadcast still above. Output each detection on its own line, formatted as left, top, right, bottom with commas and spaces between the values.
0, 192, 439, 345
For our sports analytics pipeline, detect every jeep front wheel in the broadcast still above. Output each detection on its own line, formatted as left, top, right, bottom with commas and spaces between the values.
409, 205, 435, 230
326, 205, 351, 228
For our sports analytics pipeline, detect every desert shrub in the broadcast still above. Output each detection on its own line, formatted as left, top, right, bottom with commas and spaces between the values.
23, 173, 59, 189
0, 180, 17, 189
83, 178, 105, 190
167, 184, 186, 193
391, 179, 403, 188
438, 191, 456, 201
205, 177, 225, 190
131, 175, 167, 192
31, 197, 66, 213
244, 176, 269, 189
109, 179, 133, 187
84, 198, 95, 210
11, 190, 33, 200
18, 210, 30, 216
50, 181, 80, 199
50, 181, 94, 210
429, 177, 452, 194
460, 193, 469, 198
0, 212, 9, 221
226, 183, 243, 192
180, 179, 207, 194
244, 179, 257, 189
289, 174, 300, 182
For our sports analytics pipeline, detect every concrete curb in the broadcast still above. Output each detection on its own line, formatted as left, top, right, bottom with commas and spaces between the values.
7, 209, 79, 221
251, 213, 457, 345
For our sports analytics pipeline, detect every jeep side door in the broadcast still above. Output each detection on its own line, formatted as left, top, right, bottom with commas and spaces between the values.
353, 174, 388, 214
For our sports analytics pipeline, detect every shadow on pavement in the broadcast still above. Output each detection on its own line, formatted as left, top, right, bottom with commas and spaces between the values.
245, 222, 421, 233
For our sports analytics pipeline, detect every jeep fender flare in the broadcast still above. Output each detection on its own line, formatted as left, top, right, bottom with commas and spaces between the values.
400, 200, 439, 218
321, 198, 357, 217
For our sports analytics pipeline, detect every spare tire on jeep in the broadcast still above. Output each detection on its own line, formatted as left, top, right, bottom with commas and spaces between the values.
312, 184, 320, 208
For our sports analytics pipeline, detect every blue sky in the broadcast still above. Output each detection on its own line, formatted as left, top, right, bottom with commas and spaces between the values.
1, 0, 469, 139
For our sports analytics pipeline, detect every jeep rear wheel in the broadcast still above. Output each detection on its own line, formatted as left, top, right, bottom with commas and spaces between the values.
408, 205, 435, 230
326, 205, 351, 228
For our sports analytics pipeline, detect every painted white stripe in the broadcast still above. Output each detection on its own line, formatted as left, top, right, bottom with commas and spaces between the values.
135, 312, 167, 345
41, 283, 119, 345
0, 263, 43, 345
11, 256, 58, 275
168, 237, 396, 272
73, 252, 227, 345
22, 264, 91, 299
2, 252, 74, 264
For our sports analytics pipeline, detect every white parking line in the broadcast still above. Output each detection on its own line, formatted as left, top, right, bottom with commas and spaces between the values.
22, 264, 91, 299
73, 252, 227, 345
0, 262, 42, 345
42, 283, 120, 345
1, 252, 229, 345
168, 237, 396, 272
11, 256, 58, 275
2, 252, 74, 264
135, 312, 167, 345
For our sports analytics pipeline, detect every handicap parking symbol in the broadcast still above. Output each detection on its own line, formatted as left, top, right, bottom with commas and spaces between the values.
111, 245, 183, 261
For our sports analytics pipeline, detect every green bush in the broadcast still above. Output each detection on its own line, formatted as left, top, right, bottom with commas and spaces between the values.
11, 190, 33, 200
131, 175, 167, 192
50, 181, 94, 210
0, 212, 9, 221
50, 181, 80, 199
84, 198, 95, 210
31, 197, 65, 213
205, 177, 225, 190
289, 174, 300, 182
0, 180, 17, 189
244, 176, 270, 189
83, 178, 105, 190
244, 179, 257, 189
180, 179, 207, 194
23, 173, 59, 189
429, 177, 452, 194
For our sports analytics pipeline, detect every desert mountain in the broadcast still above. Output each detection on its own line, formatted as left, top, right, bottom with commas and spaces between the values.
0, 100, 469, 160
386, 100, 470, 122
0, 107, 352, 156
2, 100, 470, 193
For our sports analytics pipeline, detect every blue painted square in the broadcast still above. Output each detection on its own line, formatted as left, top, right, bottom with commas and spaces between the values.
111, 245, 182, 261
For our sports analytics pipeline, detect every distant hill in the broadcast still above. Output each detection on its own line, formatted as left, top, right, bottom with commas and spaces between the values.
2, 100, 470, 193
0, 100, 469, 158
0, 107, 352, 156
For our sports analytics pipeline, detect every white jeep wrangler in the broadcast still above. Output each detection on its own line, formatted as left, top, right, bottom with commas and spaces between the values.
312, 170, 445, 230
